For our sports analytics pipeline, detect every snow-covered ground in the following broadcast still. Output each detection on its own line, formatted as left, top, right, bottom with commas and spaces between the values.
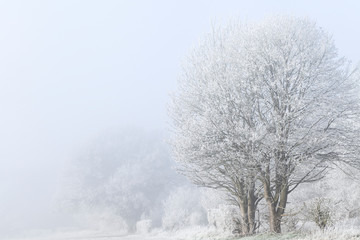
6, 227, 360, 240
0, 227, 231, 240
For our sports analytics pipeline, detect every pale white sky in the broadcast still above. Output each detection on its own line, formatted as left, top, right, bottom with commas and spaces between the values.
0, 0, 359, 236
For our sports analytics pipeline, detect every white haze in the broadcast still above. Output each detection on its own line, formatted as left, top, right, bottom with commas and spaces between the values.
0, 0, 360, 238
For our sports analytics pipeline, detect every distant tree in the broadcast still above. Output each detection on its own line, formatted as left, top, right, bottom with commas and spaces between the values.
60, 129, 184, 232
170, 16, 360, 233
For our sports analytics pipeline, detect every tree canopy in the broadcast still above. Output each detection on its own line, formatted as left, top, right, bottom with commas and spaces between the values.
170, 16, 360, 234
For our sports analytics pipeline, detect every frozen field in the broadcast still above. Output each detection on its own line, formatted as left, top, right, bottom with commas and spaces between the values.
6, 232, 174, 240
6, 227, 360, 240
0, 228, 231, 240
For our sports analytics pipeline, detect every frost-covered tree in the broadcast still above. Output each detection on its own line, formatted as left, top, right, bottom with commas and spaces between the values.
170, 20, 266, 235
170, 16, 360, 234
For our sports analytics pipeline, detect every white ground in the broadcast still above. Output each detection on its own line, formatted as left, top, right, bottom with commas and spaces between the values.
6, 227, 360, 240
2, 227, 232, 240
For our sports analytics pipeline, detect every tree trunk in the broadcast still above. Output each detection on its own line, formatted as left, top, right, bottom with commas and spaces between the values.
235, 176, 258, 236
239, 200, 250, 235
263, 178, 288, 233
268, 206, 282, 233
247, 185, 256, 234
237, 189, 258, 235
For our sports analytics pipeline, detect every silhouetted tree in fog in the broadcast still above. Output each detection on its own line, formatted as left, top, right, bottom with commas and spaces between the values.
60, 129, 184, 231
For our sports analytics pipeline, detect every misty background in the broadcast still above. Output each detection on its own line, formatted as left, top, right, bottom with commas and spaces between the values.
1, 0, 360, 237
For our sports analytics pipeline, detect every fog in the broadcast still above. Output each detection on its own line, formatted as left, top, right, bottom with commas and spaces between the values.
1, 0, 360, 238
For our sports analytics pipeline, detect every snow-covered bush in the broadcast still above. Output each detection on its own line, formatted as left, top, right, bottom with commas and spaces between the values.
207, 204, 241, 233
96, 209, 129, 232
162, 186, 207, 230
71, 207, 129, 232
304, 198, 334, 230
136, 219, 152, 234
282, 167, 360, 233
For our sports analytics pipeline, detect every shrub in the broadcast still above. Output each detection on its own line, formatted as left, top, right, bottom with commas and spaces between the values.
305, 198, 334, 230
162, 186, 207, 230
